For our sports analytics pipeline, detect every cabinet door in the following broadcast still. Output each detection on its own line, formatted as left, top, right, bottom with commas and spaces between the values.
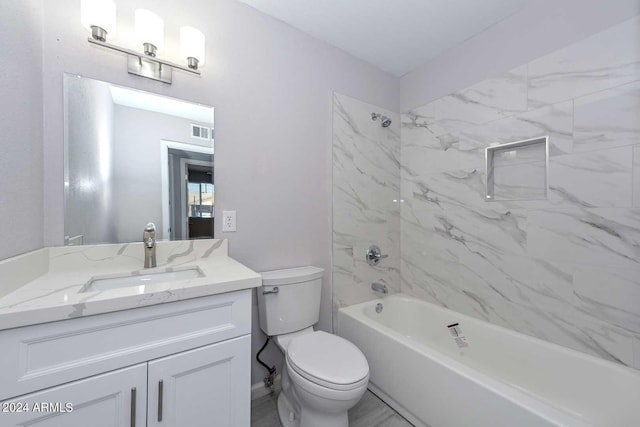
0, 363, 147, 427
147, 335, 251, 427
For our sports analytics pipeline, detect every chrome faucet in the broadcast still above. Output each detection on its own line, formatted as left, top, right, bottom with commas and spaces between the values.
371, 282, 388, 295
143, 222, 157, 268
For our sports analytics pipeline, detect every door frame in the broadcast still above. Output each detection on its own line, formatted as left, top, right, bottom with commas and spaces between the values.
160, 140, 213, 240
180, 158, 214, 240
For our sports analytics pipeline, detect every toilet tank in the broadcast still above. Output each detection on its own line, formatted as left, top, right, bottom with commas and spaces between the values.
257, 266, 324, 336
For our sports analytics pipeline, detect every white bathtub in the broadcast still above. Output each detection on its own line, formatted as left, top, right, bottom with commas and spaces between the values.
338, 294, 640, 427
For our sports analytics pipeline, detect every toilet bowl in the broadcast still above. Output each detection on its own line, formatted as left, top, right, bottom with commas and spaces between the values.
257, 267, 370, 427
277, 330, 369, 427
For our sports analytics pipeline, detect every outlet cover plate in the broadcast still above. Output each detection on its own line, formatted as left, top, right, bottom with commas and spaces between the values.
222, 210, 236, 232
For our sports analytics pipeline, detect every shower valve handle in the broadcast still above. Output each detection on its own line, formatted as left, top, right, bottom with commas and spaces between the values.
366, 245, 388, 266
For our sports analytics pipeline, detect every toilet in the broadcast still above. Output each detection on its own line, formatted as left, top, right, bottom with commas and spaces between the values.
257, 266, 369, 427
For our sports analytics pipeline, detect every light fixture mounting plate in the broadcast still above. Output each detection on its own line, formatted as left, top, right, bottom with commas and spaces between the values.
127, 55, 173, 84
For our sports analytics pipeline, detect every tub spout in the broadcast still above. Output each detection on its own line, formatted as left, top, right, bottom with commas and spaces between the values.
371, 282, 388, 295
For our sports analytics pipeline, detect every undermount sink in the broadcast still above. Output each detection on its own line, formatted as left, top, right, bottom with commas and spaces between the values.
81, 267, 204, 292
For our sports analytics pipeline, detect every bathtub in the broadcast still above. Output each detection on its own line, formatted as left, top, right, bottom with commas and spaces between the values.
338, 294, 640, 427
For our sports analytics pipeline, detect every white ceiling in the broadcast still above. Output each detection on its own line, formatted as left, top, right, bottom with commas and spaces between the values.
236, 0, 532, 76
109, 85, 214, 124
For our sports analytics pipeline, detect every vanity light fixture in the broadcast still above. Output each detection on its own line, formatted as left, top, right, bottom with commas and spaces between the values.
81, 1, 205, 84
81, 0, 116, 42
135, 9, 164, 58
180, 26, 206, 70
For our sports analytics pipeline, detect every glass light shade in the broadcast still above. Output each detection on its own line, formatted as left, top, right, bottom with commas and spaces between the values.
81, 0, 116, 37
135, 9, 164, 51
180, 26, 206, 67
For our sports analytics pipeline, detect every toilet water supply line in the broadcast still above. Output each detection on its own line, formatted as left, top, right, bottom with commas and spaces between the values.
257, 336, 277, 389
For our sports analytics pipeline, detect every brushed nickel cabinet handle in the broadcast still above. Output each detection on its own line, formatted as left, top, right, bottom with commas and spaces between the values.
158, 380, 164, 422
130, 387, 136, 427
262, 286, 279, 295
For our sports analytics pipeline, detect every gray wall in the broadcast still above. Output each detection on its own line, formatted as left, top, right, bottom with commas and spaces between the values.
65, 76, 116, 244
38, 0, 398, 385
0, 0, 43, 260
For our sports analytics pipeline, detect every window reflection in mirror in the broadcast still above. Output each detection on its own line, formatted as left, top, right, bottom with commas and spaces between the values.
63, 74, 214, 245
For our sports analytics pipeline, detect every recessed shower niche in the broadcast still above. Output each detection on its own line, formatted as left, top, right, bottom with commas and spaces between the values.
485, 136, 548, 201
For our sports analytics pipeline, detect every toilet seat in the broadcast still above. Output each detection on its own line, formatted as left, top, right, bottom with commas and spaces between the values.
286, 331, 369, 391
286, 357, 369, 403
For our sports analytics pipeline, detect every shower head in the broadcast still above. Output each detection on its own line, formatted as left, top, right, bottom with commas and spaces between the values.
371, 112, 392, 128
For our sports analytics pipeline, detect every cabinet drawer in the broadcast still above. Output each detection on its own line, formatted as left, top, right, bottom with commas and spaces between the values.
0, 290, 251, 400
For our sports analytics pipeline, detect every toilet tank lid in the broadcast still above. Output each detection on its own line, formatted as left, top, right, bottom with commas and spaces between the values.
260, 266, 324, 286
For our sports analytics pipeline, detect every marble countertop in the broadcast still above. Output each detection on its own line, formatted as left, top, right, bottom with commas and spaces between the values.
0, 239, 261, 331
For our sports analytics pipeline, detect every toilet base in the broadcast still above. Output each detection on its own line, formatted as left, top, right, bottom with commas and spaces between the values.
277, 391, 298, 427
277, 389, 349, 427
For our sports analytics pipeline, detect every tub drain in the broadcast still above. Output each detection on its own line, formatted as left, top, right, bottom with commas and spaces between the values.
375, 303, 383, 313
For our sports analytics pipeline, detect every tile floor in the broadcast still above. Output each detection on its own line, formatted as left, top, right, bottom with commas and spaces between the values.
251, 389, 413, 427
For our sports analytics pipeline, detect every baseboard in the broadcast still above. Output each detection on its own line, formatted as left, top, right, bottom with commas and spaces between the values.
251, 374, 282, 400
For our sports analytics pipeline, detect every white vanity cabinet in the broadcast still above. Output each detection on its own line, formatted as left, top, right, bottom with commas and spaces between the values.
0, 364, 148, 427
0, 289, 252, 427
147, 335, 250, 427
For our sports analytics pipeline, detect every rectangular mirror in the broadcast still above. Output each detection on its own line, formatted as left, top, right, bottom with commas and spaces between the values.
64, 74, 214, 245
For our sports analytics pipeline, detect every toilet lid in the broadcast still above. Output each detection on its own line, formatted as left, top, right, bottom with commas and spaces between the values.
287, 331, 369, 388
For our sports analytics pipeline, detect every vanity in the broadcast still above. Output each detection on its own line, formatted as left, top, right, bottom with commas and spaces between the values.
0, 71, 250, 426
0, 239, 260, 426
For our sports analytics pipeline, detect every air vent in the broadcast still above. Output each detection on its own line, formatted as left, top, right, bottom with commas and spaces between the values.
191, 124, 213, 141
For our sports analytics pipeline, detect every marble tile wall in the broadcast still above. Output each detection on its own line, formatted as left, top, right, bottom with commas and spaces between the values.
400, 16, 640, 368
332, 93, 401, 328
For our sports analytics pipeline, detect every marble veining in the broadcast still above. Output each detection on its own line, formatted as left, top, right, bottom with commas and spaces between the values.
0, 239, 261, 330
406, 65, 527, 138
332, 93, 401, 327
574, 80, 640, 153
459, 101, 574, 156
527, 16, 640, 109
401, 168, 486, 212
329, 17, 640, 369
396, 16, 640, 369
548, 146, 634, 208
527, 208, 640, 270
573, 266, 640, 334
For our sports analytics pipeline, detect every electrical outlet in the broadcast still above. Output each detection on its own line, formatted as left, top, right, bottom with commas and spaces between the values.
222, 210, 236, 232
